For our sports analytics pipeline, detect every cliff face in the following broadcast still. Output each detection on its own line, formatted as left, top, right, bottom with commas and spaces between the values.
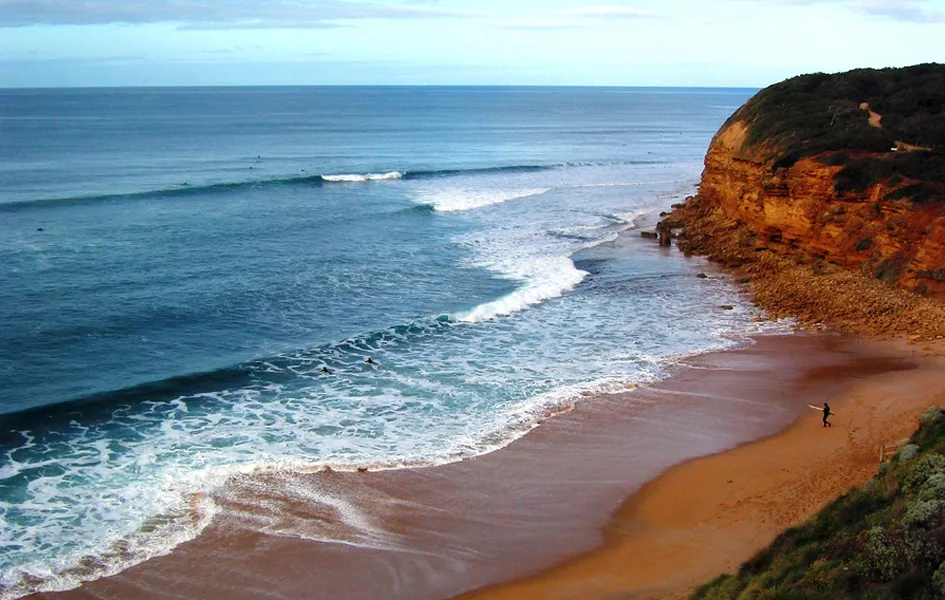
694, 119, 945, 296
665, 65, 945, 337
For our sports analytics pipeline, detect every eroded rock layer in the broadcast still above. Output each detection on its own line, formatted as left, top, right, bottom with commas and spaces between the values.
667, 64, 945, 337
693, 121, 945, 294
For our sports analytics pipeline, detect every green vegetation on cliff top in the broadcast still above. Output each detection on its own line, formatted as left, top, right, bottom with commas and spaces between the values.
690, 406, 945, 600
728, 63, 945, 205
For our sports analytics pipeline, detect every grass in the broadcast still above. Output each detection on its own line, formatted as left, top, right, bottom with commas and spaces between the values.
690, 406, 945, 600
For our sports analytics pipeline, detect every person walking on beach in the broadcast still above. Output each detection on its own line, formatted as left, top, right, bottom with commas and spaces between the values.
822, 402, 832, 427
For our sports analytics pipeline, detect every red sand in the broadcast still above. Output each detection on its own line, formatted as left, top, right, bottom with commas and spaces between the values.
459, 339, 945, 600
32, 334, 941, 600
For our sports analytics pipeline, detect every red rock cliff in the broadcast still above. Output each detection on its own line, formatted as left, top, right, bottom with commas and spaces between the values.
688, 119, 945, 297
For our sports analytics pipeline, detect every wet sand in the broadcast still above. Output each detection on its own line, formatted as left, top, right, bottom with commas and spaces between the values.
32, 333, 939, 600
459, 339, 945, 600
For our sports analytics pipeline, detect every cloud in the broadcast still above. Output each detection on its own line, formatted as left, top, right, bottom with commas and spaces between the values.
177, 20, 346, 31
0, 0, 472, 28
558, 5, 661, 19
852, 0, 945, 22
496, 19, 589, 30
769, 0, 945, 23
0, 55, 146, 64
494, 4, 662, 29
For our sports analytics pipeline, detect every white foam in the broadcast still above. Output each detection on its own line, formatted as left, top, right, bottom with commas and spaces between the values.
321, 171, 403, 182
0, 489, 217, 600
419, 188, 549, 212
500, 376, 656, 425
457, 256, 587, 323
608, 208, 652, 228
449, 196, 650, 323
1, 159, 774, 599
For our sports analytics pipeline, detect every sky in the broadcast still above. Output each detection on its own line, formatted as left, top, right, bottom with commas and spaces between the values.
0, 0, 943, 88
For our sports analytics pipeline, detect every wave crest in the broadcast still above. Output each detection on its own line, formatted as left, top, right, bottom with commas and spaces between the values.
457, 257, 587, 322
418, 188, 549, 213
321, 171, 403, 182
6, 161, 657, 211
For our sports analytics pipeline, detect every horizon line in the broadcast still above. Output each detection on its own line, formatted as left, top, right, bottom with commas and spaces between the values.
0, 83, 761, 91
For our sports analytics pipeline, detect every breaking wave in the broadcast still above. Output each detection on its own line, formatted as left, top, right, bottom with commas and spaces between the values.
456, 257, 588, 322
2, 162, 647, 212
416, 188, 550, 213
321, 171, 403, 182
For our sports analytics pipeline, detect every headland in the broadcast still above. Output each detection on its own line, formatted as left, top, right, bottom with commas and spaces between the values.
456, 63, 945, 599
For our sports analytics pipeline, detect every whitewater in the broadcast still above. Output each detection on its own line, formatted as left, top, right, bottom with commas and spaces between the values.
0, 86, 756, 598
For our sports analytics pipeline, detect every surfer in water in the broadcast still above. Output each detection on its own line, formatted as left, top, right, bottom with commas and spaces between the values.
822, 402, 831, 427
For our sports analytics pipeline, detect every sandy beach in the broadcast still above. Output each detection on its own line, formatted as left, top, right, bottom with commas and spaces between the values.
30, 333, 945, 600
459, 338, 945, 600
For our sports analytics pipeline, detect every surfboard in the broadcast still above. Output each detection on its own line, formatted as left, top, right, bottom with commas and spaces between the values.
809, 404, 835, 414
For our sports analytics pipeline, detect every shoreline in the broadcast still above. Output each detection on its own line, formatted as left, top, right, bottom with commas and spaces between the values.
30, 333, 938, 600
456, 336, 945, 600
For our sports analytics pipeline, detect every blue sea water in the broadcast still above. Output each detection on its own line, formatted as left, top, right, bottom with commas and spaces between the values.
0, 86, 755, 597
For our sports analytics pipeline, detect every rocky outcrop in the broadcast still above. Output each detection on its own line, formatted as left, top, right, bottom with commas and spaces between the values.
687, 119, 945, 296
667, 65, 945, 338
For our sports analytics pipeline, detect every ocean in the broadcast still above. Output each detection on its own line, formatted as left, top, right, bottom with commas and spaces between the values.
0, 86, 756, 598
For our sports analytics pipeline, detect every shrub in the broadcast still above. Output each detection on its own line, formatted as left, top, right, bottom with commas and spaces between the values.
902, 529, 944, 567
892, 570, 930, 599
728, 64, 945, 204
734, 582, 766, 600
737, 65, 945, 156
816, 152, 850, 167
919, 474, 945, 502
931, 561, 945, 597
831, 489, 887, 528
873, 257, 909, 284
862, 526, 909, 581
904, 454, 945, 493
692, 574, 745, 600
919, 270, 945, 282
739, 544, 777, 577
902, 500, 945, 529
688, 399, 945, 600
922, 406, 945, 428
900, 444, 922, 463
885, 182, 945, 206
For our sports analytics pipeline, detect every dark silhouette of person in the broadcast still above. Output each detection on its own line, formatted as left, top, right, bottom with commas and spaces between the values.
320, 366, 331, 375
823, 402, 832, 427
